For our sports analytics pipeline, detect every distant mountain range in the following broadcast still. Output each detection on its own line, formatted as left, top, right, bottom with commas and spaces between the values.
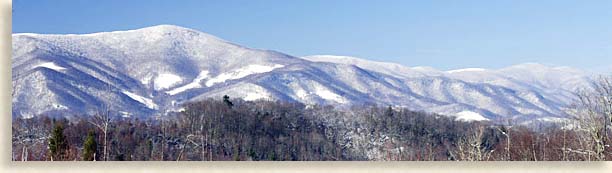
11, 25, 596, 123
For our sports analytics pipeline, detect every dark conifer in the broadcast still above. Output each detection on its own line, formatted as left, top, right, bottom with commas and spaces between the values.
82, 130, 97, 161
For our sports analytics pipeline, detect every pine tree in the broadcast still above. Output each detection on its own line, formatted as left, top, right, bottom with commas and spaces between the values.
248, 148, 257, 161
82, 130, 97, 161
48, 122, 69, 161
385, 105, 394, 117
267, 151, 277, 161
223, 95, 233, 109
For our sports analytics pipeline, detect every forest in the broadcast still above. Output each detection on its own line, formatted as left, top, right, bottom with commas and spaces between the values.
11, 99, 612, 161
11, 78, 612, 161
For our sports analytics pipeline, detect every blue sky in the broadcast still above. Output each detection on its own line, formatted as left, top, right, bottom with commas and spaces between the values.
12, 0, 612, 70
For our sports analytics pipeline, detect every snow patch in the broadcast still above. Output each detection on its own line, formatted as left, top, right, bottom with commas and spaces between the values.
34, 62, 66, 71
166, 70, 209, 95
289, 82, 347, 104
21, 113, 35, 119
314, 86, 347, 104
205, 64, 284, 87
122, 91, 158, 110
244, 92, 269, 101
119, 111, 132, 118
154, 73, 182, 90
455, 111, 489, 121
295, 89, 310, 100
53, 104, 69, 110
204, 83, 272, 102
534, 117, 568, 123
141, 75, 152, 85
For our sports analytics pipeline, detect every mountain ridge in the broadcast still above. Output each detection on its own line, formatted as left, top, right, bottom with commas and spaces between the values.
12, 25, 595, 123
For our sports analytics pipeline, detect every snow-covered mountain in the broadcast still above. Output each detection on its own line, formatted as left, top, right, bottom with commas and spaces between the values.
12, 25, 303, 117
11, 25, 595, 123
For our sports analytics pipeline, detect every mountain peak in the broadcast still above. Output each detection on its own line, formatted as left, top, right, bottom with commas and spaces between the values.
136, 24, 198, 33
13, 25, 206, 39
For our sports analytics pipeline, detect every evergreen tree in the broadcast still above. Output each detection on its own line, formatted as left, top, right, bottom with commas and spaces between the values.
49, 122, 69, 161
385, 105, 394, 117
248, 148, 257, 161
82, 130, 97, 161
223, 95, 234, 109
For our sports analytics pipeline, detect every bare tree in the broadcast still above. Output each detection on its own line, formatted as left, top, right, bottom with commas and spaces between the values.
571, 76, 612, 161
89, 83, 115, 161
452, 125, 493, 161
496, 124, 512, 161
89, 112, 112, 161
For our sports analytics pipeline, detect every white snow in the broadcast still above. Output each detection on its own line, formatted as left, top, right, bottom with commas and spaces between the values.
166, 70, 210, 95
53, 104, 69, 110
154, 73, 183, 90
119, 111, 131, 118
122, 91, 158, 110
244, 92, 269, 101
295, 89, 310, 100
532, 117, 570, 124
141, 75, 152, 85
446, 68, 487, 73
21, 112, 35, 119
303, 55, 445, 78
33, 62, 66, 71
455, 111, 489, 121
314, 86, 347, 104
204, 83, 272, 102
288, 82, 347, 104
205, 64, 284, 87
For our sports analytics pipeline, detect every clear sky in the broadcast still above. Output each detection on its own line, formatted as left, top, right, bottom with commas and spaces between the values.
12, 0, 612, 70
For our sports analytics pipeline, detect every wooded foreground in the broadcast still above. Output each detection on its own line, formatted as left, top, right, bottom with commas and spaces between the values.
12, 95, 612, 161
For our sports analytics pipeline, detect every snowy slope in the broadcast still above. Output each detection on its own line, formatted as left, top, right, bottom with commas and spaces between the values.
445, 63, 594, 106
303, 55, 444, 78
11, 25, 595, 123
303, 55, 594, 118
